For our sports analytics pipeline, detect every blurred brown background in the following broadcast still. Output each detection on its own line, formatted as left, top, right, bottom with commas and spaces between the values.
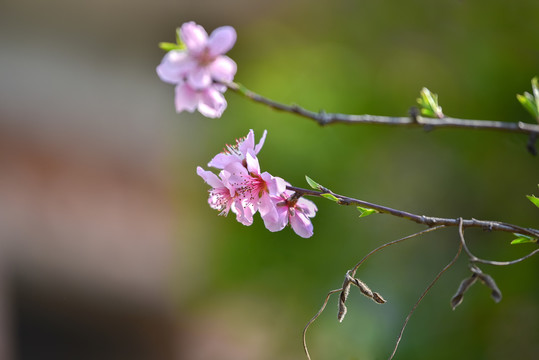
1, 0, 539, 359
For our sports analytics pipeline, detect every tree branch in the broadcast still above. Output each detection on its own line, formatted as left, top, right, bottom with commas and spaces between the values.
224, 81, 539, 138
286, 185, 539, 239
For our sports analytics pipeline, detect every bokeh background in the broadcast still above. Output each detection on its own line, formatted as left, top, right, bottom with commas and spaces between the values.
1, 0, 538, 359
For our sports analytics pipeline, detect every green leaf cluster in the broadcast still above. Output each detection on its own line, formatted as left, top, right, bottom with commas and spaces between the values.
511, 186, 539, 244
305, 176, 339, 201
526, 194, 539, 208
158, 28, 186, 52
511, 233, 537, 245
305, 176, 377, 217
516, 77, 539, 122
417, 87, 444, 118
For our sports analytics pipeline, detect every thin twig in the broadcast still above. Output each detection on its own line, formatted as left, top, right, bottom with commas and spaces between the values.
458, 218, 539, 266
302, 226, 445, 360
388, 240, 463, 360
224, 81, 539, 137
350, 226, 446, 276
302, 288, 342, 360
287, 185, 539, 239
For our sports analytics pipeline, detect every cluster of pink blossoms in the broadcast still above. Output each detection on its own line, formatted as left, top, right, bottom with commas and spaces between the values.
197, 130, 318, 238
157, 22, 237, 118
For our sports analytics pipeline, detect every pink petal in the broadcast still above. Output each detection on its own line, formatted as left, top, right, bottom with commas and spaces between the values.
238, 130, 255, 157
297, 198, 318, 217
196, 166, 223, 188
258, 192, 276, 217
225, 162, 249, 181
180, 22, 208, 54
262, 173, 287, 196
254, 130, 267, 154
209, 56, 237, 83
198, 87, 227, 118
187, 67, 213, 90
290, 212, 314, 238
174, 83, 198, 113
262, 210, 286, 232
156, 51, 196, 84
260, 195, 286, 232
208, 153, 233, 169
232, 200, 254, 226
207, 26, 237, 56
245, 150, 261, 175
213, 83, 228, 92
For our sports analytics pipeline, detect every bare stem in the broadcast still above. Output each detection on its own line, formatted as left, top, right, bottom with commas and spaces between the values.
224, 81, 539, 138
302, 227, 444, 360
286, 185, 539, 239
388, 241, 463, 360
302, 288, 342, 360
458, 218, 539, 266
350, 226, 446, 276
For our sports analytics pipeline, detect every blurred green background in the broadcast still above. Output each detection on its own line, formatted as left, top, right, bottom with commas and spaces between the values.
1, 0, 538, 359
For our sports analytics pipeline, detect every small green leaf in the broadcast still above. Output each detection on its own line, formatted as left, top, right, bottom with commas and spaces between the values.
321, 193, 339, 202
511, 233, 538, 245
517, 77, 539, 121
511, 237, 538, 245
420, 108, 435, 117
305, 175, 321, 190
526, 194, 539, 208
357, 206, 377, 218
159, 28, 186, 52
517, 93, 539, 119
417, 87, 443, 118
511, 233, 537, 245
532, 77, 539, 110
159, 42, 184, 52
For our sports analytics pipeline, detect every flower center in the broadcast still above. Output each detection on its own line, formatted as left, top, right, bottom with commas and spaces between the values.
197, 47, 215, 66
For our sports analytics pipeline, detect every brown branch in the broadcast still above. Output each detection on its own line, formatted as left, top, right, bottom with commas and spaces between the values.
224, 81, 539, 137
286, 185, 539, 239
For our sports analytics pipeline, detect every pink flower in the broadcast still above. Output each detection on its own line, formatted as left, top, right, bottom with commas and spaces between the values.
196, 166, 254, 225
196, 166, 236, 215
157, 22, 237, 89
263, 190, 318, 238
156, 22, 237, 117
225, 152, 287, 225
208, 129, 267, 169
174, 81, 227, 118
198, 129, 317, 238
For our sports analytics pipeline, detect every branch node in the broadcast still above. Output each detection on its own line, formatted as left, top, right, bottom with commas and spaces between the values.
290, 103, 301, 113
409, 106, 420, 123
317, 109, 330, 126
421, 215, 437, 227
482, 221, 495, 232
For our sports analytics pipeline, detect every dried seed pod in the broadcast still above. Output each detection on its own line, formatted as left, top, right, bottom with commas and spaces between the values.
450, 273, 478, 310
476, 272, 502, 303
337, 271, 387, 322
338, 273, 352, 322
